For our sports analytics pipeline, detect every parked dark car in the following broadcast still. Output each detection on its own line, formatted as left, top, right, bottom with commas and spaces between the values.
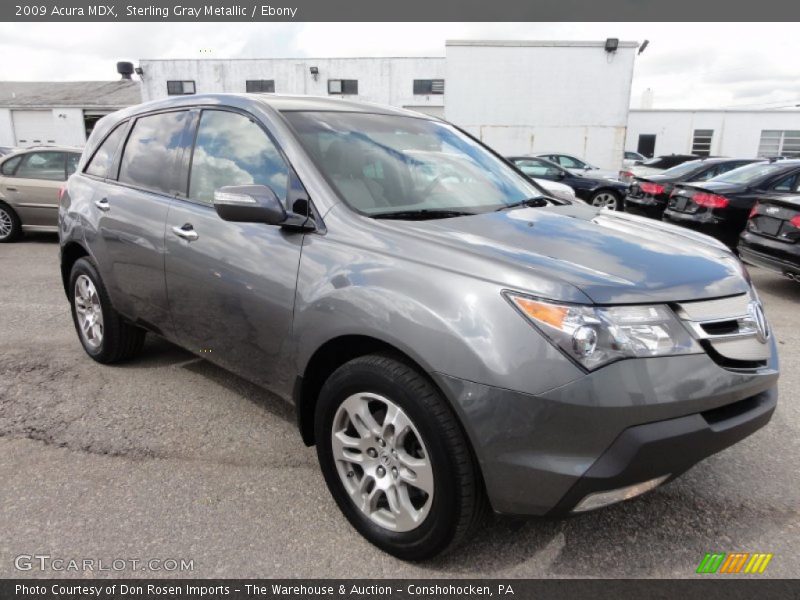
663, 160, 800, 248
60, 94, 778, 560
625, 158, 760, 219
739, 193, 800, 280
508, 155, 629, 210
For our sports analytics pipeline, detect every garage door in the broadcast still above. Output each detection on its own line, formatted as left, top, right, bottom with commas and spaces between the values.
12, 110, 56, 147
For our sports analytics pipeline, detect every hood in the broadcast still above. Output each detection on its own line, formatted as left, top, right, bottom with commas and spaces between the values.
389, 203, 749, 304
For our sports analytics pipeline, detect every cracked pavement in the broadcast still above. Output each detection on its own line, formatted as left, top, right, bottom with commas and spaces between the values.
0, 234, 798, 578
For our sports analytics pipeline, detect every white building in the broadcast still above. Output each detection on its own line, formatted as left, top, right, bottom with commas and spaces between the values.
0, 81, 141, 148
139, 57, 447, 118
445, 40, 638, 170
138, 40, 639, 169
626, 109, 800, 159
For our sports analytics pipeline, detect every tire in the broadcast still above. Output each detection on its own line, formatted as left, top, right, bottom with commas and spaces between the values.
69, 257, 146, 363
0, 201, 22, 243
590, 189, 622, 211
315, 354, 486, 560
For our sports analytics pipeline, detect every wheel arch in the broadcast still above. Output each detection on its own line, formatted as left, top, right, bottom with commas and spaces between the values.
60, 241, 90, 296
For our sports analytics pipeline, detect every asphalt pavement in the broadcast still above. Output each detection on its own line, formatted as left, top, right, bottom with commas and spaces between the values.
0, 234, 798, 578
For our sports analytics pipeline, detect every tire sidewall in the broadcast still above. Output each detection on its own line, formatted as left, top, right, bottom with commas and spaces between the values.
592, 189, 622, 211
315, 359, 461, 559
69, 257, 112, 361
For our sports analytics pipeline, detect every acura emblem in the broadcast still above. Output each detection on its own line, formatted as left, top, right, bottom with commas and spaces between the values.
748, 301, 769, 343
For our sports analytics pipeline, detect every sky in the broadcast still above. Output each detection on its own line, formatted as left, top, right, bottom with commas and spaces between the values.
0, 22, 798, 110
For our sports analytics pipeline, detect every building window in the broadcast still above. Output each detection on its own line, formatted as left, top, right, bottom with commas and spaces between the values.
413, 79, 445, 95
758, 130, 800, 158
691, 129, 714, 156
246, 80, 275, 93
328, 79, 358, 95
166, 80, 196, 95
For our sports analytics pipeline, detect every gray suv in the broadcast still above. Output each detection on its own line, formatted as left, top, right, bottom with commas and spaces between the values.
59, 94, 779, 560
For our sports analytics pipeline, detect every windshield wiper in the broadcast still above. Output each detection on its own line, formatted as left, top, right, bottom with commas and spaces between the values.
495, 196, 551, 211
372, 209, 477, 220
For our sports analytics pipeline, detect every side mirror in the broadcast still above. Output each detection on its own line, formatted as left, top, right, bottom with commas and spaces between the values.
213, 185, 287, 225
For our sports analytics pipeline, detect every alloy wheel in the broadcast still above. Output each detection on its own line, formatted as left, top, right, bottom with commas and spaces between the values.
0, 207, 12, 239
331, 392, 434, 532
74, 274, 104, 349
592, 192, 619, 210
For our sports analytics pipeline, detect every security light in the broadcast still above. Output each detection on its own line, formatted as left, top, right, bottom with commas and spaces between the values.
605, 38, 619, 53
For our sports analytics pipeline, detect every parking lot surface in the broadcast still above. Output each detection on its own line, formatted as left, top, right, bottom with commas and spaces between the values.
1, 234, 798, 578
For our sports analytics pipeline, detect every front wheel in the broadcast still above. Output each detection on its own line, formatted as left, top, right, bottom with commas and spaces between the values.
315, 354, 486, 560
590, 190, 622, 211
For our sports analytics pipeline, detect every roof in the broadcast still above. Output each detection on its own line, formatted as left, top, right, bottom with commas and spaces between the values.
0, 81, 141, 109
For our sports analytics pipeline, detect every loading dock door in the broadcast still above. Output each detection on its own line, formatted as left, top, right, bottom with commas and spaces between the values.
12, 110, 56, 147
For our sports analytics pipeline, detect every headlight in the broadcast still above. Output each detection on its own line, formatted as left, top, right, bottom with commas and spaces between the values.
505, 292, 702, 370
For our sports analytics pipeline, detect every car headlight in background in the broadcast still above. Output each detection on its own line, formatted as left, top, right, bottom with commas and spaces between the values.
505, 292, 701, 370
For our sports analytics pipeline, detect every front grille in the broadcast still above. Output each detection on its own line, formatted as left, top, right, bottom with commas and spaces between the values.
674, 294, 770, 368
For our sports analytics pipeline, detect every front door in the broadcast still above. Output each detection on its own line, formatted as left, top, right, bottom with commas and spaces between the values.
6, 151, 66, 228
164, 108, 305, 393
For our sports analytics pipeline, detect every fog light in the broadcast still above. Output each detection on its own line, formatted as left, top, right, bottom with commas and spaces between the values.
572, 474, 670, 513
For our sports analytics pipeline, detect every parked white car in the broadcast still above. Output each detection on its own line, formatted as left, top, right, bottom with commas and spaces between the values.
533, 152, 621, 181
622, 151, 646, 168
619, 154, 699, 182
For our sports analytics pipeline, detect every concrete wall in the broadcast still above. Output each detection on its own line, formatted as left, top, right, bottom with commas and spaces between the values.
444, 40, 638, 170
627, 109, 800, 158
139, 57, 446, 114
0, 107, 87, 147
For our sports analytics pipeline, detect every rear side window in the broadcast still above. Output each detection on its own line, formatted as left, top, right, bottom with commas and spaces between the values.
0, 155, 22, 176
188, 110, 289, 205
119, 111, 192, 195
771, 172, 799, 192
16, 152, 66, 181
85, 123, 128, 178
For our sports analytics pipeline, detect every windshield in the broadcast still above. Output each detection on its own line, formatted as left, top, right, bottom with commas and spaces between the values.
283, 111, 543, 216
708, 161, 781, 184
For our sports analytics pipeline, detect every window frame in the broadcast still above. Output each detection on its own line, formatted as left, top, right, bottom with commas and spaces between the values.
413, 79, 445, 95
758, 130, 800, 159
327, 79, 358, 95
166, 80, 196, 96
691, 129, 714, 157
245, 79, 276, 93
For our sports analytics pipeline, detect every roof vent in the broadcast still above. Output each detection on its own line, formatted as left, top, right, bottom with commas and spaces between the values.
117, 61, 134, 80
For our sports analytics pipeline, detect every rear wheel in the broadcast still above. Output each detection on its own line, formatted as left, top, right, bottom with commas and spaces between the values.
0, 201, 22, 242
69, 257, 146, 363
315, 354, 486, 560
590, 190, 622, 211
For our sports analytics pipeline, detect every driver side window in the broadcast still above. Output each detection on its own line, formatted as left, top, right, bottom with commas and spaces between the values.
189, 110, 289, 205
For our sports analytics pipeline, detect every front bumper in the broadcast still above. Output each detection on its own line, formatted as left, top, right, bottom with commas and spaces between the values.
433, 347, 778, 516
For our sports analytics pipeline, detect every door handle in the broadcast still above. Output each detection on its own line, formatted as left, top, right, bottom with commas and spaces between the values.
94, 198, 110, 212
171, 224, 199, 242
6, 187, 18, 192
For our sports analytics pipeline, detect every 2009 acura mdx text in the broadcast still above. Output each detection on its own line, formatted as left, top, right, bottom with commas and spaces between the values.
59, 94, 779, 560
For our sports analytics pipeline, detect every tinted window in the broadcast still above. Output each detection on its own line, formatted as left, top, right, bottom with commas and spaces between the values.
771, 173, 798, 192
16, 152, 66, 181
0, 155, 22, 176
85, 123, 128, 178
710, 162, 786, 185
660, 160, 704, 178
188, 110, 289, 205
119, 111, 191, 194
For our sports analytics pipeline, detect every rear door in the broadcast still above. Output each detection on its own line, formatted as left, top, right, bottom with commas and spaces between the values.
2, 151, 67, 228
164, 108, 306, 392
86, 110, 193, 334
